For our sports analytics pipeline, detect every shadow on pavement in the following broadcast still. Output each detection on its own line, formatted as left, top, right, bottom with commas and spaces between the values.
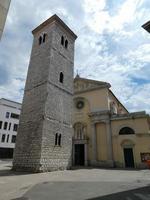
87, 185, 150, 200
14, 182, 150, 200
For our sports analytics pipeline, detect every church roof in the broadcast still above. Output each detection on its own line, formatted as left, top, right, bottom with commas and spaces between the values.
74, 76, 129, 113
74, 76, 111, 94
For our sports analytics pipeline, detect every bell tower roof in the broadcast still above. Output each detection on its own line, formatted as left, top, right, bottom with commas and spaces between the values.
32, 14, 77, 39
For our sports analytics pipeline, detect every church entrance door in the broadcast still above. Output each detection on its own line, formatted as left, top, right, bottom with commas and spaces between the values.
123, 148, 135, 168
75, 144, 85, 166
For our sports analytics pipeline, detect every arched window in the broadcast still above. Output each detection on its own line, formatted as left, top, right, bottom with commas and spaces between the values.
58, 134, 61, 146
39, 36, 42, 45
59, 72, 64, 83
61, 36, 64, 45
65, 40, 68, 48
55, 133, 61, 146
43, 33, 47, 43
119, 127, 135, 135
74, 123, 86, 139
55, 133, 58, 146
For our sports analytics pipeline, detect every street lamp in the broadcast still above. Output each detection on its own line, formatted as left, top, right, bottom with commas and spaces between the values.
142, 20, 150, 33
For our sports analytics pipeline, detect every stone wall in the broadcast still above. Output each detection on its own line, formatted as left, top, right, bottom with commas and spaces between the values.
13, 15, 77, 172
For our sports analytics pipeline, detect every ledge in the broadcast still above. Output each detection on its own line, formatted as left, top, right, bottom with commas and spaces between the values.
111, 111, 149, 121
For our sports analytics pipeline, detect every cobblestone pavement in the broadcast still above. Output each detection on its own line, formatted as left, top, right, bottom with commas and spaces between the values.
0, 160, 150, 200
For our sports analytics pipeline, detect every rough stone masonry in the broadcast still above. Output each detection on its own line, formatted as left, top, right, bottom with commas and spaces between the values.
12, 14, 77, 172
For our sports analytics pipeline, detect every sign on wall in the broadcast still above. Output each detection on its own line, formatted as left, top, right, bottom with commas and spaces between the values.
141, 153, 150, 162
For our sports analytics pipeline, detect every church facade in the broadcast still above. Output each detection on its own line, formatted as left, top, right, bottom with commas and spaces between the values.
73, 76, 150, 168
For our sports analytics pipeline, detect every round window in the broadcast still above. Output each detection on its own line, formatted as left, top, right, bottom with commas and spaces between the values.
76, 101, 84, 109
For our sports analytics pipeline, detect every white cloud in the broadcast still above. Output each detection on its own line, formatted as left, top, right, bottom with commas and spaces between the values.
82, 0, 146, 35
109, 0, 140, 31
83, 0, 109, 33
126, 44, 150, 63
0, 0, 150, 115
83, 0, 106, 12
0, 78, 25, 102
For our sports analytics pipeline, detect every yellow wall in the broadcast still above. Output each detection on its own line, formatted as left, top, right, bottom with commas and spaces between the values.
73, 96, 93, 161
74, 88, 109, 112
111, 118, 149, 136
74, 87, 109, 161
96, 123, 107, 161
73, 78, 150, 168
111, 118, 150, 167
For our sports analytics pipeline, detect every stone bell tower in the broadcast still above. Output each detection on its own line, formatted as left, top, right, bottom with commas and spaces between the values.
13, 14, 77, 172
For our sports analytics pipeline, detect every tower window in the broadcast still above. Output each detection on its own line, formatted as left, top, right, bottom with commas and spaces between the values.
43, 33, 47, 43
55, 133, 58, 146
55, 133, 61, 146
59, 72, 64, 83
61, 36, 64, 45
39, 36, 42, 45
58, 134, 62, 146
65, 40, 68, 48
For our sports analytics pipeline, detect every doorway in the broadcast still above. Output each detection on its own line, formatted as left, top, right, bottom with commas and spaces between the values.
123, 148, 135, 168
75, 144, 85, 166
0, 148, 14, 158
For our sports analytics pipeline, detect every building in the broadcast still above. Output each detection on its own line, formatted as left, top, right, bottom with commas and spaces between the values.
142, 20, 150, 33
0, 98, 21, 158
1, 76, 150, 169
73, 76, 150, 168
1, 14, 149, 170
0, 0, 11, 40
13, 14, 77, 172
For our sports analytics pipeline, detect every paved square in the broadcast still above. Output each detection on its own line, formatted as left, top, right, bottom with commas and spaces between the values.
1, 160, 150, 200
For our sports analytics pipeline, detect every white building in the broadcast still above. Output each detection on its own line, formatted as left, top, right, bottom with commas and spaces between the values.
0, 98, 21, 158
0, 0, 11, 40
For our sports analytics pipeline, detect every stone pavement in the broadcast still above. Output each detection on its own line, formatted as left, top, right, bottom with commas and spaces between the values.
0, 160, 150, 200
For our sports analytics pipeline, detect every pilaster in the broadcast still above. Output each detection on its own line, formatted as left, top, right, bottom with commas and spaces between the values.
91, 123, 97, 164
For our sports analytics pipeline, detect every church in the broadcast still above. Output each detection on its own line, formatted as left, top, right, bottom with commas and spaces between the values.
11, 14, 150, 172
73, 76, 150, 168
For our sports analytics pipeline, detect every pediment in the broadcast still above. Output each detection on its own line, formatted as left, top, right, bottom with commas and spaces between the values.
74, 77, 110, 93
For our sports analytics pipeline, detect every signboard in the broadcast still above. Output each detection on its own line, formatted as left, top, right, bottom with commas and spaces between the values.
141, 153, 150, 162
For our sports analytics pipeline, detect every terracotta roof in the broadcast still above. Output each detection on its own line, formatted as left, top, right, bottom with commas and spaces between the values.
74, 76, 111, 88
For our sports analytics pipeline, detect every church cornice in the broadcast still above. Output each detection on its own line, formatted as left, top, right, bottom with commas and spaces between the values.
111, 111, 150, 121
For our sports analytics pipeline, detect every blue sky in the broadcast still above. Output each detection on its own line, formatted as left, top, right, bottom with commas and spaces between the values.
0, 0, 150, 113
